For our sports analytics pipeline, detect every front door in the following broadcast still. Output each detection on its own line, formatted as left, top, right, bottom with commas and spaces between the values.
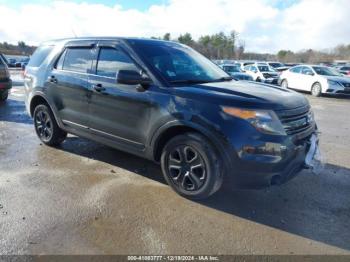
88, 45, 152, 151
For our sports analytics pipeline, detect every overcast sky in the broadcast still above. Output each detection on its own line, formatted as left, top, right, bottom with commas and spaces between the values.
0, 0, 349, 53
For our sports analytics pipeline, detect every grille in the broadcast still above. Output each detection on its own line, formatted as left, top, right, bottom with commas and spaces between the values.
276, 105, 314, 136
341, 82, 350, 88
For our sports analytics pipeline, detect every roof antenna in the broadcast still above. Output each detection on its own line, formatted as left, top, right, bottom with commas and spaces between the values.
71, 28, 77, 38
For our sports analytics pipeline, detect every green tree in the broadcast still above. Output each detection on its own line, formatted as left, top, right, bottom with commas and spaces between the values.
163, 33, 171, 41
178, 33, 194, 46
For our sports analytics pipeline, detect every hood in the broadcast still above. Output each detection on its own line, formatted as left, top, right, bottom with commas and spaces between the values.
324, 75, 350, 83
173, 80, 308, 110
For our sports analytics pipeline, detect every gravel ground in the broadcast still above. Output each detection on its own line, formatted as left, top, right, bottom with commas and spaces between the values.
0, 77, 349, 255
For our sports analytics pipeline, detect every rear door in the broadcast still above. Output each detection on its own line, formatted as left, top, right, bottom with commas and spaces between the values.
287, 66, 302, 89
87, 43, 152, 151
300, 66, 315, 91
46, 43, 97, 129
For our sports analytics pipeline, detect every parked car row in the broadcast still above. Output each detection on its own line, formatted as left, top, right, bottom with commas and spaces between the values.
215, 59, 350, 97
0, 53, 12, 101
279, 65, 350, 96
0, 55, 30, 69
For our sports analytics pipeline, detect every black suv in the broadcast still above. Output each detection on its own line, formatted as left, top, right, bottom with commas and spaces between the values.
0, 54, 12, 101
25, 38, 318, 199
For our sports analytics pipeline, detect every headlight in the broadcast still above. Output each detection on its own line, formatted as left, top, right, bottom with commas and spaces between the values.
328, 79, 341, 86
222, 107, 286, 136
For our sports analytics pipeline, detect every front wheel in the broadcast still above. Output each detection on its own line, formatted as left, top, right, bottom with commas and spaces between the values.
33, 104, 67, 146
311, 83, 322, 97
281, 79, 288, 89
161, 132, 222, 200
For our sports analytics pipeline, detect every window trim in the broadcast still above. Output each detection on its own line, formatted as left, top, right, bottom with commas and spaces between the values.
94, 46, 140, 79
54, 46, 96, 74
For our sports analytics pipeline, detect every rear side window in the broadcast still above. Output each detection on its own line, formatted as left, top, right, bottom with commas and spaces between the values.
301, 66, 313, 75
96, 47, 138, 78
290, 66, 302, 73
27, 45, 54, 67
62, 48, 94, 73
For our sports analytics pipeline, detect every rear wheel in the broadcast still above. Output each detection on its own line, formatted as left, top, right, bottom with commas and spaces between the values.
0, 90, 9, 101
311, 83, 322, 97
161, 132, 222, 200
281, 79, 288, 89
33, 104, 67, 146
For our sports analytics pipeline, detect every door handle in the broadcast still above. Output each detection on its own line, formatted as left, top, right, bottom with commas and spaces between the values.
48, 75, 57, 83
92, 83, 106, 92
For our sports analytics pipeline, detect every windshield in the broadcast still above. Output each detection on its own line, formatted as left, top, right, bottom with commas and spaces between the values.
223, 65, 241, 73
128, 40, 230, 84
258, 65, 275, 72
312, 66, 342, 76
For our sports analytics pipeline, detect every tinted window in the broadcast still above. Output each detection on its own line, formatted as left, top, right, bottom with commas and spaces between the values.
301, 67, 313, 75
312, 66, 341, 76
257, 65, 273, 72
96, 48, 138, 78
269, 62, 284, 68
27, 45, 54, 67
290, 66, 302, 73
63, 48, 93, 73
129, 41, 229, 84
55, 49, 67, 70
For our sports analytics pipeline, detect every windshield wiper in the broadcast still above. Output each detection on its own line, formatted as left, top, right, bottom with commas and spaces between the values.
211, 76, 233, 82
169, 79, 211, 84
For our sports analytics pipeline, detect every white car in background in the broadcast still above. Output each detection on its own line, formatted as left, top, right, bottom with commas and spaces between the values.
244, 63, 279, 84
279, 65, 350, 96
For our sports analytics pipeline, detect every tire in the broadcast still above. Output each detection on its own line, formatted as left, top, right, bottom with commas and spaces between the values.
0, 90, 9, 101
33, 104, 67, 146
281, 79, 288, 89
160, 132, 223, 200
256, 77, 261, 82
311, 83, 322, 97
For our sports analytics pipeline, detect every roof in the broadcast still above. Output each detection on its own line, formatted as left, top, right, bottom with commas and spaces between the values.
40, 37, 174, 46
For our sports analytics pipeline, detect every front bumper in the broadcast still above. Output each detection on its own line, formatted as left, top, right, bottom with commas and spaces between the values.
226, 128, 318, 189
325, 87, 350, 95
263, 77, 279, 85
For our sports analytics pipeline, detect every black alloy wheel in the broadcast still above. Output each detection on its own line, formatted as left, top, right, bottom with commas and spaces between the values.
161, 132, 222, 199
167, 145, 206, 191
35, 109, 53, 142
33, 104, 67, 146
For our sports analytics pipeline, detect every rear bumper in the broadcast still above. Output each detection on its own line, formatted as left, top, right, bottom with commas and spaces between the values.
0, 79, 12, 90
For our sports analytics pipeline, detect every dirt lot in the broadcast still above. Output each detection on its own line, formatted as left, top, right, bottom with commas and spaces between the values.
0, 76, 350, 255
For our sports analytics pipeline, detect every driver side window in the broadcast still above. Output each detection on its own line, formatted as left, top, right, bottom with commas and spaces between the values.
96, 47, 138, 78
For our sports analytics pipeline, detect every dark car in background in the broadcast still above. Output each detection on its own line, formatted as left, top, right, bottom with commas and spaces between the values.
335, 65, 350, 77
219, 63, 253, 81
267, 61, 289, 72
25, 37, 319, 199
0, 54, 12, 101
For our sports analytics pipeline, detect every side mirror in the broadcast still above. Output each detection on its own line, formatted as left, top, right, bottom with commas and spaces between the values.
306, 71, 314, 76
117, 70, 152, 86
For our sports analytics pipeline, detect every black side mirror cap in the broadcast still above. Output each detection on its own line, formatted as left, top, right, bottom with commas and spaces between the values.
117, 70, 152, 86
